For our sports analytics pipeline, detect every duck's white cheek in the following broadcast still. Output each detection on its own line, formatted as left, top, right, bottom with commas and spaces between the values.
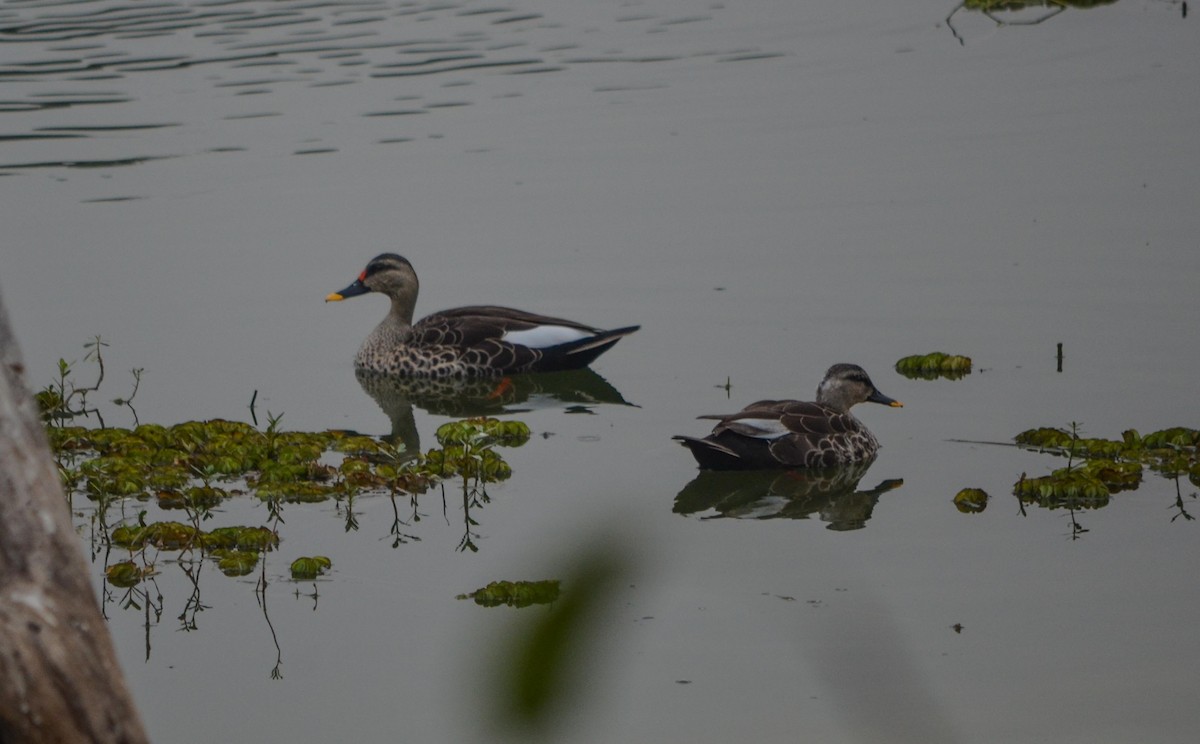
501, 325, 591, 349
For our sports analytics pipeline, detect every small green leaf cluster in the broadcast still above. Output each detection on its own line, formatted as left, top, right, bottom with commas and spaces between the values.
435, 418, 532, 448
211, 550, 261, 577
895, 352, 972, 380
290, 556, 332, 580
457, 580, 560, 608
953, 488, 989, 514
105, 560, 153, 588
422, 418, 530, 484
1015, 471, 1111, 509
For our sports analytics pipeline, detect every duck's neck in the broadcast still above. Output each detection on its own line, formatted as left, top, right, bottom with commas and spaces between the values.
387, 294, 415, 327
816, 385, 853, 413
360, 298, 414, 355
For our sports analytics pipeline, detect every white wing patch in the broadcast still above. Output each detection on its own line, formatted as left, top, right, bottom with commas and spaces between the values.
725, 418, 790, 440
501, 325, 592, 349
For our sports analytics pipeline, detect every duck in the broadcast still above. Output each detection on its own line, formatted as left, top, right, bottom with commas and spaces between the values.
326, 253, 639, 378
673, 363, 902, 470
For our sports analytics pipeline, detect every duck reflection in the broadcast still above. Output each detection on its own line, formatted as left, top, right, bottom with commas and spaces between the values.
354, 367, 635, 450
674, 458, 902, 531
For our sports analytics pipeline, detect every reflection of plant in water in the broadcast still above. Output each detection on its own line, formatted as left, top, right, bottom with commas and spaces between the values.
1011, 423, 1200, 536
944, 0, 1120, 45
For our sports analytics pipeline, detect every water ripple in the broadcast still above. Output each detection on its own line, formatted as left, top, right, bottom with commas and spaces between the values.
0, 0, 783, 183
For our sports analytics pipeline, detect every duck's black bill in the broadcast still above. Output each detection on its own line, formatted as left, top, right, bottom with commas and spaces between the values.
325, 279, 370, 302
867, 390, 903, 408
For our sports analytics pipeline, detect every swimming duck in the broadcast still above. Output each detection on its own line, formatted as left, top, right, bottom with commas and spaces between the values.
673, 363, 902, 470
326, 253, 639, 378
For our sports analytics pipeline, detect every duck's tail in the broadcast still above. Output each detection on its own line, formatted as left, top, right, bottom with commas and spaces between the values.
539, 325, 640, 371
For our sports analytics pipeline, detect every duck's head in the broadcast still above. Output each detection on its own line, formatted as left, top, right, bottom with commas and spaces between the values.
326, 253, 419, 318
816, 363, 903, 414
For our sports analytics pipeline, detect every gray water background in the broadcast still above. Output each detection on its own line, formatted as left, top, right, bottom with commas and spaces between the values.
3, 1, 1198, 742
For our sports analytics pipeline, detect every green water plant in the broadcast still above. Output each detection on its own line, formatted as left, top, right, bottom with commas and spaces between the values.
427, 418, 532, 552
457, 580, 561, 608
290, 556, 332, 580
1011, 423, 1198, 513
953, 488, 989, 514
38, 341, 538, 674
105, 560, 154, 588
895, 352, 972, 380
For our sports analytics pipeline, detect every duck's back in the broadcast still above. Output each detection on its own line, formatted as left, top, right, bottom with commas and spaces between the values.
692, 399, 880, 469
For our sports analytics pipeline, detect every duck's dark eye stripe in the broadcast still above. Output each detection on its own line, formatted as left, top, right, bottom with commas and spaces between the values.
366, 255, 411, 276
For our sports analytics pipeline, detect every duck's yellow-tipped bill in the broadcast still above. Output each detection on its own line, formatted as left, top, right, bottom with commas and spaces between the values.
867, 389, 903, 408
325, 292, 345, 302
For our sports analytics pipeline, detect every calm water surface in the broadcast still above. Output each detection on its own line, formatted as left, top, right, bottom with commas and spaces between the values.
3, 1, 1199, 742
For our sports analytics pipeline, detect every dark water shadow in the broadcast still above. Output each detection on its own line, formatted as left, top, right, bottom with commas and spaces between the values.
674, 458, 903, 531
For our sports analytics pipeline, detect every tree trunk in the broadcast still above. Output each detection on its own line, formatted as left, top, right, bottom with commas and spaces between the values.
0, 288, 149, 743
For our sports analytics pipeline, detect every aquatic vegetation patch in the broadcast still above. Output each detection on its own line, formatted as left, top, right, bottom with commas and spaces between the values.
458, 580, 561, 608
894, 352, 972, 380
1011, 425, 1198, 513
953, 488, 989, 513
436, 417, 532, 449
41, 355, 529, 601
1014, 470, 1111, 509
212, 549, 262, 577
290, 556, 333, 580
105, 560, 154, 588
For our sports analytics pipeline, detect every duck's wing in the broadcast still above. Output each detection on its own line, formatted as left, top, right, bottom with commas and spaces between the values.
413, 306, 639, 373
416, 306, 640, 348
693, 400, 856, 468
776, 401, 860, 436
412, 306, 593, 346
697, 400, 815, 438
772, 401, 875, 467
